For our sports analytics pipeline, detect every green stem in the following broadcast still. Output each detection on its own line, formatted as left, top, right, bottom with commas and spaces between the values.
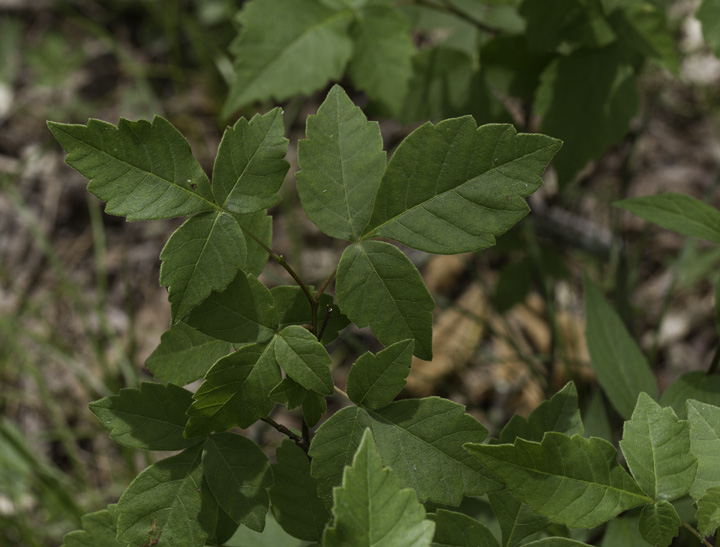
682, 522, 712, 546
334, 385, 350, 400
315, 267, 338, 303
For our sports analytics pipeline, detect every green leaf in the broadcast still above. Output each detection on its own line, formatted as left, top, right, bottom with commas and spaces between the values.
488, 489, 550, 547
185, 342, 281, 435
687, 400, 720, 500
234, 211, 272, 276
523, 540, 592, 547
428, 509, 499, 547
583, 390, 613, 442
160, 211, 247, 322
619, 393, 697, 501
270, 439, 331, 542
466, 433, 652, 528
535, 44, 638, 184
296, 85, 386, 241
202, 433, 271, 531
270, 376, 307, 410
660, 371, 720, 420
336, 241, 434, 360
302, 390, 327, 428
610, 3, 678, 72
698, 0, 720, 57
310, 398, 499, 508
48, 117, 214, 220
347, 339, 414, 409
62, 505, 124, 547
600, 514, 651, 546
697, 486, 720, 538
499, 381, 583, 444
212, 108, 289, 214
185, 270, 277, 344
225, 512, 308, 546
614, 193, 720, 244
275, 325, 333, 396
363, 119, 561, 254
145, 322, 232, 386
347, 5, 414, 115
223, 0, 353, 116
197, 477, 241, 547
638, 501, 681, 547
323, 429, 435, 547
117, 445, 206, 547
271, 285, 349, 345
88, 383, 202, 451
583, 274, 658, 419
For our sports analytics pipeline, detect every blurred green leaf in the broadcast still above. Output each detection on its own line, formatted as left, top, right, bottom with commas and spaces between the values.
638, 501, 681, 547
185, 342, 282, 435
347, 5, 414, 114
687, 400, 720, 500
696, 486, 720, 538
582, 390, 613, 442
600, 514, 651, 546
523, 540, 592, 546
62, 505, 124, 547
145, 322, 232, 385
185, 271, 278, 343
160, 211, 247, 321
500, 381, 583, 444
310, 399, 499, 508
660, 371, 720, 419
482, 35, 552, 103
296, 85, 385, 240
535, 44, 638, 184
336, 241, 434, 360
619, 393, 697, 501
89, 383, 203, 451
347, 339, 414, 409
697, 0, 720, 57
48, 117, 214, 220
429, 509, 499, 546
583, 275, 658, 419
202, 433, 272, 531
270, 440, 331, 542
466, 433, 651, 528
212, 108, 289, 214
224, 0, 353, 116
364, 119, 561, 254
117, 445, 206, 547
323, 429, 435, 546
276, 325, 334, 395
615, 193, 720, 244
488, 489, 550, 547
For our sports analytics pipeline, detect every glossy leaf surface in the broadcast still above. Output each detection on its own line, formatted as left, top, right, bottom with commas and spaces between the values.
323, 430, 435, 547
310, 398, 499, 508
160, 211, 247, 322
466, 433, 651, 528
499, 381, 583, 444
145, 322, 232, 386
584, 275, 658, 419
336, 241, 434, 360
224, 0, 352, 116
296, 85, 385, 240
363, 119, 561, 254
185, 342, 281, 435
49, 117, 214, 220
185, 271, 277, 344
270, 440, 331, 542
619, 393, 697, 501
212, 108, 289, 214
117, 446, 206, 547
347, 339, 414, 409
89, 383, 202, 451
275, 325, 334, 395
202, 433, 271, 531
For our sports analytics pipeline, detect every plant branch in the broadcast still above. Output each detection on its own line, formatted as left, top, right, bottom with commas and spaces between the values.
315, 266, 338, 303
334, 385, 350, 400
682, 522, 713, 547
413, 0, 502, 35
261, 417, 308, 453
318, 305, 333, 341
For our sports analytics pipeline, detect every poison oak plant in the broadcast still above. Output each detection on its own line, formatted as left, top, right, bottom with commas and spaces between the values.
49, 86, 720, 546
